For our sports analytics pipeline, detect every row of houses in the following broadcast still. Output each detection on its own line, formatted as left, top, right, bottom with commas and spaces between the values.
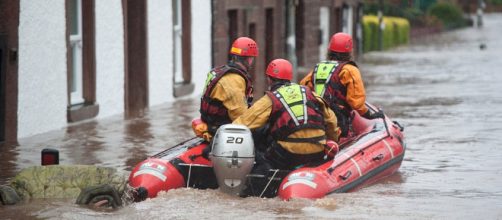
0, 0, 363, 142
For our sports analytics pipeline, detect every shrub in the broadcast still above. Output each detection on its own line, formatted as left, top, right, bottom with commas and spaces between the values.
488, 0, 502, 5
427, 2, 468, 29
362, 15, 410, 52
402, 7, 425, 26
362, 16, 379, 52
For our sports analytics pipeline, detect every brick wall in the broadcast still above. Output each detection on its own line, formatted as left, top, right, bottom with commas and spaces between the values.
212, 0, 362, 96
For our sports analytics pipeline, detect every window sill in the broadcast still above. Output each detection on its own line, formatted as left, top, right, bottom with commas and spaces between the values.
67, 103, 99, 123
174, 82, 195, 97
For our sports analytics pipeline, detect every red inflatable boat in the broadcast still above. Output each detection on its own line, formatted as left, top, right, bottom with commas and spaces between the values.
128, 104, 405, 201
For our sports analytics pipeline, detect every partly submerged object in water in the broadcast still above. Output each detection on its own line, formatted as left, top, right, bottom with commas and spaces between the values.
1, 165, 127, 207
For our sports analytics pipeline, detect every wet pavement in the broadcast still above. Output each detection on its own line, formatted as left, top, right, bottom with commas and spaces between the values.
1, 13, 502, 220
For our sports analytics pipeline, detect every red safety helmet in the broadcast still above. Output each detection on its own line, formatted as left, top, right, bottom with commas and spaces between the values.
265, 59, 293, 81
328, 32, 353, 53
229, 37, 259, 57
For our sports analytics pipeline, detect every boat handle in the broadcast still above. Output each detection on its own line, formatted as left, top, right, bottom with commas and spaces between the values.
339, 170, 352, 180
372, 154, 384, 161
393, 120, 404, 132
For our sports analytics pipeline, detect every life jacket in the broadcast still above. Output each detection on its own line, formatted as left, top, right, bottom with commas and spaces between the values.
311, 60, 357, 117
200, 64, 253, 134
266, 84, 326, 143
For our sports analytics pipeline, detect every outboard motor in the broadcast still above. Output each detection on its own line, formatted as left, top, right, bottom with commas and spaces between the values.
210, 124, 255, 196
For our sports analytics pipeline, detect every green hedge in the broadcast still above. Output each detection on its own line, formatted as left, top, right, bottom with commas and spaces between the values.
427, 2, 468, 29
488, 0, 502, 5
362, 15, 410, 52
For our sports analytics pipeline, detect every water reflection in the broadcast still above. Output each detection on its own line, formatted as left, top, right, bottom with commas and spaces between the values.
0, 141, 18, 185
62, 121, 104, 165
123, 118, 152, 169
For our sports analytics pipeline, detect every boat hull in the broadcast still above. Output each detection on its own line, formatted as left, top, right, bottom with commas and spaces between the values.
278, 111, 405, 200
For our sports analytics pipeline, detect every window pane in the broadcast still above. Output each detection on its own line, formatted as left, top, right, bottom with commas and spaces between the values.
173, 0, 183, 83
70, 0, 79, 35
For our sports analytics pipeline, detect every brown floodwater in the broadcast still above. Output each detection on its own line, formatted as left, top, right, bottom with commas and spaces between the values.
1, 13, 502, 220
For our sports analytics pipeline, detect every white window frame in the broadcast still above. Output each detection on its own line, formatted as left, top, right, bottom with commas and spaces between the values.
70, 0, 84, 105
319, 7, 330, 60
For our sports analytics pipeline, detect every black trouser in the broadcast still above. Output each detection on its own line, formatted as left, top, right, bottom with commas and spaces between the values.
244, 141, 325, 197
264, 142, 325, 170
333, 108, 351, 137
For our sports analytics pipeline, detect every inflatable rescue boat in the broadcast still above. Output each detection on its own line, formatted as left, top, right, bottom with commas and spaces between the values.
128, 104, 405, 201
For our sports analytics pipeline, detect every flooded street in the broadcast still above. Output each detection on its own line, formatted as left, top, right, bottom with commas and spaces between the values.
2, 13, 502, 220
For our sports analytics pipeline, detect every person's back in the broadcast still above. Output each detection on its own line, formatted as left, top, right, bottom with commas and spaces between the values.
200, 64, 252, 134
234, 59, 338, 170
265, 83, 335, 169
300, 32, 382, 137
234, 59, 339, 197
198, 37, 259, 140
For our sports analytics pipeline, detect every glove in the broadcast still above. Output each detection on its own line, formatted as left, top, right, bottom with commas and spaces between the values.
362, 109, 385, 120
191, 118, 212, 141
202, 132, 213, 142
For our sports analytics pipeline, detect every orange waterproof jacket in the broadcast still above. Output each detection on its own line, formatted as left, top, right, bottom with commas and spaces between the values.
207, 73, 250, 121
300, 63, 368, 115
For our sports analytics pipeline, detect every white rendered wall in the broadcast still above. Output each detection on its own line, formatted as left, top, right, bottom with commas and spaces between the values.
95, 0, 125, 119
190, 1, 212, 97
148, 0, 174, 106
18, 0, 67, 138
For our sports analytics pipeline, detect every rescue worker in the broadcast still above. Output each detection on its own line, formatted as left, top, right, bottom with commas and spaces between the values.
233, 59, 339, 197
300, 32, 383, 137
234, 59, 339, 171
195, 37, 259, 141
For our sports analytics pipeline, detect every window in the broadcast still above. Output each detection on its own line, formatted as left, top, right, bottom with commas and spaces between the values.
172, 0, 194, 97
69, 0, 84, 105
66, 0, 98, 122
355, 4, 364, 57
342, 5, 353, 36
227, 9, 238, 61
295, 0, 305, 67
333, 7, 342, 33
173, 0, 183, 84
265, 8, 274, 64
319, 7, 330, 60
